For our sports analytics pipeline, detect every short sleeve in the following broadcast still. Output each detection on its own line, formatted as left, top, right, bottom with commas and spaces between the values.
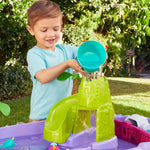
27, 50, 46, 78
70, 45, 78, 59
56, 44, 78, 60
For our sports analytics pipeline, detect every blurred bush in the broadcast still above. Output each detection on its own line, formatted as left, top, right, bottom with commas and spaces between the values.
0, 60, 32, 101
0, 0, 149, 100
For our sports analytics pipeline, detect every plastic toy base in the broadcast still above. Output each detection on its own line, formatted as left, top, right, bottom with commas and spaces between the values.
58, 127, 118, 150
0, 120, 117, 150
1, 115, 150, 150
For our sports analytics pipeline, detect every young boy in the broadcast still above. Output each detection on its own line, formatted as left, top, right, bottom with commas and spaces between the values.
26, 0, 84, 122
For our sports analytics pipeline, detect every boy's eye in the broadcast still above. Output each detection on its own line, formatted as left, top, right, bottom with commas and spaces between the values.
41, 29, 47, 32
54, 28, 59, 31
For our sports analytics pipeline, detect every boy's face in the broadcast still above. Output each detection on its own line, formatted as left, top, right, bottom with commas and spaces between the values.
27, 16, 62, 51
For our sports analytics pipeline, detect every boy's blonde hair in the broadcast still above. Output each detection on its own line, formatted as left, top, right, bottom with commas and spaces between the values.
27, 0, 62, 27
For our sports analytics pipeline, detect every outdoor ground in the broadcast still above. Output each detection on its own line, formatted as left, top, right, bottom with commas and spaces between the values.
108, 77, 150, 118
139, 71, 150, 79
0, 77, 150, 127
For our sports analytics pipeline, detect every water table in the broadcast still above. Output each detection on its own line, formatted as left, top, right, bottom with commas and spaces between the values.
1, 41, 150, 150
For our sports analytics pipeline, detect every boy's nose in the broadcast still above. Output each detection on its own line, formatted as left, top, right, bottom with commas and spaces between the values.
47, 30, 55, 37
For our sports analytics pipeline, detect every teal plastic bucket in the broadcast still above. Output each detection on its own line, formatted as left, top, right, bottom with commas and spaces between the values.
77, 40, 107, 73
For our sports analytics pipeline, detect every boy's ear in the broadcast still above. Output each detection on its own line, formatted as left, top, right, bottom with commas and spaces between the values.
26, 25, 34, 36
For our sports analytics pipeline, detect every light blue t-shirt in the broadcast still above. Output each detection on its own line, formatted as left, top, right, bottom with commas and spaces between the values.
27, 44, 78, 120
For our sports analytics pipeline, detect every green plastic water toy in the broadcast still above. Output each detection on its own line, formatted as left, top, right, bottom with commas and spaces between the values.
44, 76, 115, 143
44, 40, 114, 144
0, 102, 10, 116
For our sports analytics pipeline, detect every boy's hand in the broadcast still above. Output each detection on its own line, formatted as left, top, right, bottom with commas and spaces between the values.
66, 59, 85, 75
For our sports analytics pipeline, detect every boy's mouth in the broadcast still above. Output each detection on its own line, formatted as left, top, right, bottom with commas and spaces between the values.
47, 39, 55, 43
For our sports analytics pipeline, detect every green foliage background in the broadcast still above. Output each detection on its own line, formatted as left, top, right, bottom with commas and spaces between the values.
0, 0, 150, 100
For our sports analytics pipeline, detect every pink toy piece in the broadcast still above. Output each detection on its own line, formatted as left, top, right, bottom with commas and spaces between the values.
115, 116, 150, 145
48, 145, 60, 150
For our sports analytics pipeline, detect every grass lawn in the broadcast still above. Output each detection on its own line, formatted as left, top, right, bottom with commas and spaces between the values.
0, 96, 30, 127
0, 77, 150, 127
108, 77, 150, 118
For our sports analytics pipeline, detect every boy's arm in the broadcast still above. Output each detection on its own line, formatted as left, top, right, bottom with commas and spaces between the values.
35, 59, 84, 84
